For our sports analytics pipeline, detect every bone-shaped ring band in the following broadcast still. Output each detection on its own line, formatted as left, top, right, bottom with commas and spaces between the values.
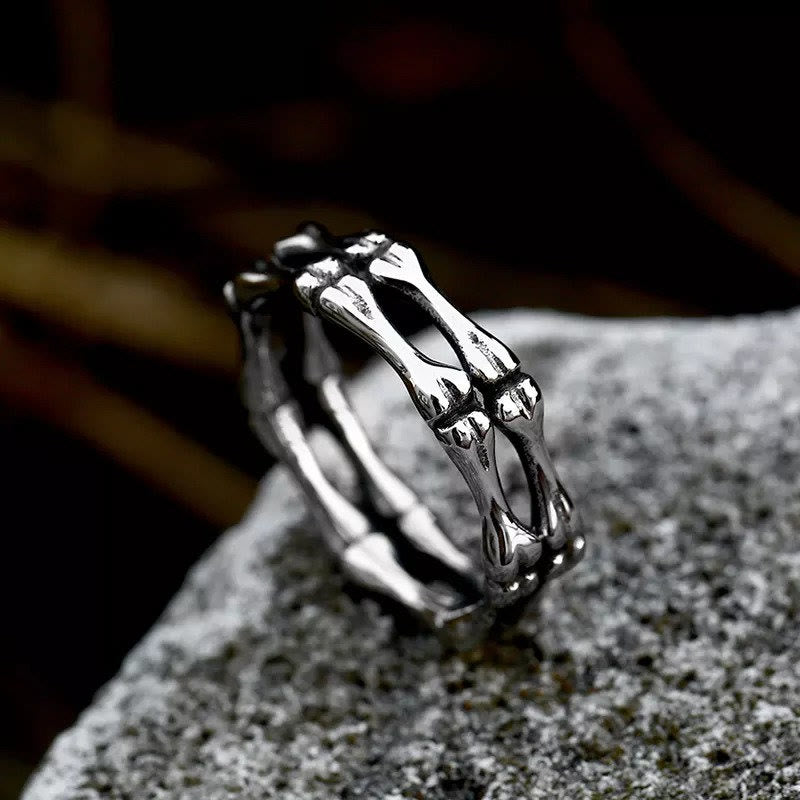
224, 224, 584, 645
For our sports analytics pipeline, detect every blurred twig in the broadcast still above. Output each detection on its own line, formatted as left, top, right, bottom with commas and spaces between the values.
0, 93, 230, 196
0, 321, 255, 526
565, 6, 800, 279
47, 0, 113, 232
0, 226, 238, 373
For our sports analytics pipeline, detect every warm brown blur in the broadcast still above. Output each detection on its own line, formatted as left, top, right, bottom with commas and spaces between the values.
2, 4, 799, 795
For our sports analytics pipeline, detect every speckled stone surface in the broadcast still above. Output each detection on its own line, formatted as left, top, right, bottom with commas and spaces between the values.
24, 310, 800, 800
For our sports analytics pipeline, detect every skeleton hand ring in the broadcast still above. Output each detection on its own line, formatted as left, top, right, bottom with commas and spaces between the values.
224, 224, 585, 645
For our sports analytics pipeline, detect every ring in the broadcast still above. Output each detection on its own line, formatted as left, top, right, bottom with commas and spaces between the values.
224, 223, 584, 645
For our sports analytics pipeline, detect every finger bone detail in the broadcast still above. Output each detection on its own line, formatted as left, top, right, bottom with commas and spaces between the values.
434, 409, 542, 607
297, 266, 472, 421
229, 296, 468, 630
302, 315, 474, 579
367, 242, 519, 385
226, 224, 583, 641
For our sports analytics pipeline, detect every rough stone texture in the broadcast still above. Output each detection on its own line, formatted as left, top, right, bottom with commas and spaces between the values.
24, 310, 800, 800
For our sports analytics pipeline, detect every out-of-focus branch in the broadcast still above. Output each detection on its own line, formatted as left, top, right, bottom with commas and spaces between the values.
0, 321, 255, 527
564, 8, 800, 278
48, 0, 112, 232
0, 227, 238, 373
0, 93, 229, 195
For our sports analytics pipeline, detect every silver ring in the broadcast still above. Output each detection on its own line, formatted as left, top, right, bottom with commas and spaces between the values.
224, 223, 584, 646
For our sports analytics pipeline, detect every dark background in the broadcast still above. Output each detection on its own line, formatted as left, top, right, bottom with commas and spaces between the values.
2, 3, 799, 795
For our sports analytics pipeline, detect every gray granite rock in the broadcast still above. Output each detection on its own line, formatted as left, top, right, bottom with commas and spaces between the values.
24, 310, 800, 800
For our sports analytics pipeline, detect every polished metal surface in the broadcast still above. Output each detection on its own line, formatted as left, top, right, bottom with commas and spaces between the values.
225, 223, 584, 644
